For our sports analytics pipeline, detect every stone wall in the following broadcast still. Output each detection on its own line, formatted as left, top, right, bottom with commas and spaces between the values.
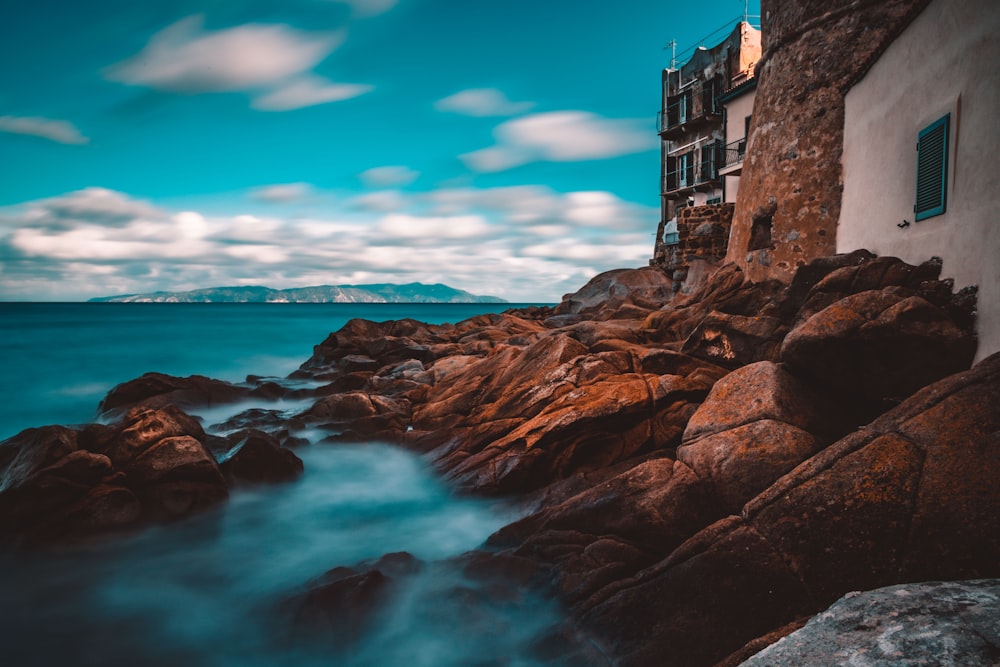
726, 0, 932, 283
652, 202, 734, 293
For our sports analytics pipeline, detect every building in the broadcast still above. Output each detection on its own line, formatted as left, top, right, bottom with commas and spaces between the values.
717, 78, 757, 204
651, 20, 760, 293
837, 0, 1000, 361
656, 21, 761, 226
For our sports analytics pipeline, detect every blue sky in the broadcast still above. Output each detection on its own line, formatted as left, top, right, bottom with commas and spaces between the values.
0, 0, 759, 301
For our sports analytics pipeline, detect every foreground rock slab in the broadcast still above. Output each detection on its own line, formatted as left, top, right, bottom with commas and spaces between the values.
739, 579, 1000, 667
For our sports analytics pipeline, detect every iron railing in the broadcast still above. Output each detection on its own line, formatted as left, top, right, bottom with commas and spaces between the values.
662, 142, 723, 193
656, 76, 724, 134
720, 137, 747, 170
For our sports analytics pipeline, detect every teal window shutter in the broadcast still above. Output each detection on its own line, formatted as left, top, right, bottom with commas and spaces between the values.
915, 114, 949, 221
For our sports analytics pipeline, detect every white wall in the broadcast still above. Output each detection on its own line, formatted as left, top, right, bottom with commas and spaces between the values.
839, 0, 1000, 362
722, 89, 755, 204
724, 90, 755, 145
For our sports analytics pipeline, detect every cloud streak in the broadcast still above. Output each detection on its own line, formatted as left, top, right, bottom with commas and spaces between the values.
0, 115, 89, 145
0, 186, 657, 302
435, 89, 534, 117
105, 15, 372, 111
461, 111, 656, 172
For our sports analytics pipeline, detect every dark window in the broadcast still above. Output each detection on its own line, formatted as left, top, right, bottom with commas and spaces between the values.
665, 155, 677, 191
915, 114, 949, 221
700, 143, 718, 182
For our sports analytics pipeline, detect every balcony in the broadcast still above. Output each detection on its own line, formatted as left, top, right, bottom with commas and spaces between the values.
662, 143, 723, 198
718, 137, 747, 176
657, 77, 724, 138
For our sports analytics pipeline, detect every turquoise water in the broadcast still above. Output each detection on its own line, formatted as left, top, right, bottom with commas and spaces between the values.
0, 302, 573, 667
0, 302, 536, 440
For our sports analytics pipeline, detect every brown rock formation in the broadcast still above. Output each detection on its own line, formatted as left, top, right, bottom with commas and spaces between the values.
1, 251, 990, 667
577, 350, 1000, 667
0, 405, 228, 544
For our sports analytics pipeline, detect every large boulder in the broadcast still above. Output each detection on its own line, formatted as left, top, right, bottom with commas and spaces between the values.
0, 405, 228, 545
578, 352, 1000, 667
739, 579, 1000, 666
554, 267, 674, 319
99, 372, 249, 416
218, 430, 304, 485
781, 289, 977, 407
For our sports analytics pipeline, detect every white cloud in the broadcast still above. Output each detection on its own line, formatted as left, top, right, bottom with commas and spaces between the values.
0, 185, 657, 302
105, 15, 371, 111
31, 187, 161, 227
376, 213, 492, 239
332, 0, 398, 18
435, 88, 534, 117
252, 75, 373, 111
359, 165, 420, 187
0, 115, 89, 145
250, 183, 313, 203
352, 190, 408, 212
460, 146, 532, 173
461, 111, 656, 172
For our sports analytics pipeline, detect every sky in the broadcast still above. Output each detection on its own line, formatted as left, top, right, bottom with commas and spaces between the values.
0, 0, 759, 302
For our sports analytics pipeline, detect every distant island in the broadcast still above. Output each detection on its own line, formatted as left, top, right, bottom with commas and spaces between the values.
89, 283, 507, 304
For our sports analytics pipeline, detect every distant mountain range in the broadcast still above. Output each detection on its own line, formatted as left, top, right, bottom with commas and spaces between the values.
89, 283, 507, 304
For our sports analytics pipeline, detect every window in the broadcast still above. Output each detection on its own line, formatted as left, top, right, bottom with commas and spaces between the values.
679, 152, 693, 187
915, 114, 949, 221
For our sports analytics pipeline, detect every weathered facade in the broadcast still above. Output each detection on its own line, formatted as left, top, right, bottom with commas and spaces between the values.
652, 21, 760, 294
838, 0, 1000, 361
657, 21, 761, 224
725, 0, 933, 282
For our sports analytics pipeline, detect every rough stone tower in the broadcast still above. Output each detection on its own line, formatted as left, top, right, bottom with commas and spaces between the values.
727, 0, 932, 283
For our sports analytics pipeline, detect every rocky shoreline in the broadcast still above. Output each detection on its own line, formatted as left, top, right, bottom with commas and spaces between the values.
2, 252, 998, 665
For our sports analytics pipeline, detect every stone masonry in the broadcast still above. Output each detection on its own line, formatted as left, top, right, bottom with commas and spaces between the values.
725, 0, 932, 283
652, 202, 734, 293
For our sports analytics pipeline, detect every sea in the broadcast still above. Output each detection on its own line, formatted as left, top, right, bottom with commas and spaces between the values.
0, 302, 574, 667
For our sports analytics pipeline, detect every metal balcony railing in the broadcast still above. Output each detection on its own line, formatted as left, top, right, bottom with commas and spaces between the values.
662, 145, 722, 194
720, 137, 747, 170
657, 77, 724, 134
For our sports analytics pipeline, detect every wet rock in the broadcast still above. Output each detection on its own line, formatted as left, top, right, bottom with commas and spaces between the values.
218, 430, 304, 485
293, 552, 423, 644
0, 406, 228, 544
99, 372, 249, 416
300, 391, 411, 442
739, 580, 1000, 667
494, 457, 722, 604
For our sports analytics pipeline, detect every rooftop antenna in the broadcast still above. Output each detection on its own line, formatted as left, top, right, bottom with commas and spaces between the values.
665, 39, 677, 69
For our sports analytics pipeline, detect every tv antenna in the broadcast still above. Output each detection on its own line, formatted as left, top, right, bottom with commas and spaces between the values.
664, 39, 677, 69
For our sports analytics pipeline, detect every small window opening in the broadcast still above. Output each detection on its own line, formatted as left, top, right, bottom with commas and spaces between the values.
747, 200, 777, 251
